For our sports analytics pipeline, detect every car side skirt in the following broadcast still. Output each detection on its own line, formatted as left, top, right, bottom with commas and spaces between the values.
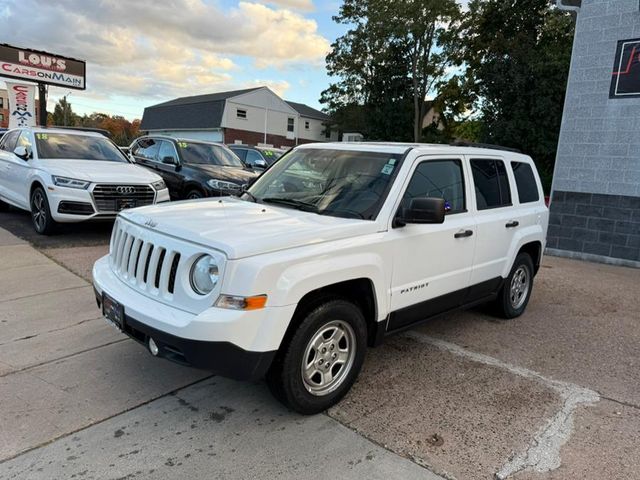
372, 277, 505, 344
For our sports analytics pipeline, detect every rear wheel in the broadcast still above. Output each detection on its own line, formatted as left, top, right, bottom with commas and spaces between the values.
494, 253, 534, 319
266, 299, 367, 415
30, 186, 57, 235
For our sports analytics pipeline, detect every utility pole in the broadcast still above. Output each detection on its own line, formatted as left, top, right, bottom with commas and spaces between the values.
38, 83, 47, 127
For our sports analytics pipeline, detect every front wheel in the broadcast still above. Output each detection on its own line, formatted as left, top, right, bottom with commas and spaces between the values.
185, 189, 204, 200
30, 186, 57, 235
494, 253, 534, 319
266, 299, 367, 415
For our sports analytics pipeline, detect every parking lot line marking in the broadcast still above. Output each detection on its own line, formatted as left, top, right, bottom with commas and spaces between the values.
404, 332, 600, 479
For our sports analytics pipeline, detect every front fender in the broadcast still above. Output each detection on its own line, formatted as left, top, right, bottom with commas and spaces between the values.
274, 252, 388, 320
223, 246, 389, 322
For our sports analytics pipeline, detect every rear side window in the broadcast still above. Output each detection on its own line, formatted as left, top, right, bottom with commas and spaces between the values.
471, 159, 511, 210
511, 162, 539, 203
402, 159, 466, 214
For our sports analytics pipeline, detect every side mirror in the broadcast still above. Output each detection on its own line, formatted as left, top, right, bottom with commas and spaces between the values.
14, 145, 30, 160
162, 156, 178, 165
254, 159, 268, 169
396, 197, 445, 226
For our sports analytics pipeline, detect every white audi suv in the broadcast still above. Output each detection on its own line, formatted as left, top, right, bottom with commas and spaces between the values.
0, 127, 170, 234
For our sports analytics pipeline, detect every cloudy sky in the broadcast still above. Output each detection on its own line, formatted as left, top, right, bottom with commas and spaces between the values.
0, 0, 345, 119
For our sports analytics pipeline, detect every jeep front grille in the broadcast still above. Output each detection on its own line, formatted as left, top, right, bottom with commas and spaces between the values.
108, 219, 224, 313
92, 184, 155, 212
111, 229, 177, 296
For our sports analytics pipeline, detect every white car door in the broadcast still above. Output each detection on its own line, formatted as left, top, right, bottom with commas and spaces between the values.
387, 155, 476, 331
7, 130, 33, 209
0, 130, 23, 206
467, 155, 519, 288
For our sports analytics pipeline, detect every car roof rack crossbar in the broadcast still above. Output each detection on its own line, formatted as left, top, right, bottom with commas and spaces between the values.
450, 141, 521, 153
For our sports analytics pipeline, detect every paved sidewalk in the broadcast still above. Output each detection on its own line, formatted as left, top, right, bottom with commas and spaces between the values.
0, 226, 442, 479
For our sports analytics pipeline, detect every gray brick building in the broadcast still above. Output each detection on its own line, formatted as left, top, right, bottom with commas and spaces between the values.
549, 0, 640, 266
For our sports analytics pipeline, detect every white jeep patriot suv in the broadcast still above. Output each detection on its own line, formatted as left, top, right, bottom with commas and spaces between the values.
93, 142, 548, 414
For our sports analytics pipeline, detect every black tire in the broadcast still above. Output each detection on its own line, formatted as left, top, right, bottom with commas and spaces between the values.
266, 299, 367, 415
494, 253, 535, 319
30, 186, 57, 235
0, 198, 10, 212
185, 189, 204, 200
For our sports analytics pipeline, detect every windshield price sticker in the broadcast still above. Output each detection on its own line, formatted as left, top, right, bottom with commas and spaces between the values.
178, 142, 188, 148
36, 133, 49, 140
381, 159, 396, 176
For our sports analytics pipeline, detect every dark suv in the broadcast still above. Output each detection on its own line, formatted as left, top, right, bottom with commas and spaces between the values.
228, 144, 286, 171
130, 136, 257, 199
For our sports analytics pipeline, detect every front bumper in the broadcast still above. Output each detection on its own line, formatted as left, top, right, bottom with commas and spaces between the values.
94, 290, 275, 380
49, 187, 170, 223
93, 256, 296, 380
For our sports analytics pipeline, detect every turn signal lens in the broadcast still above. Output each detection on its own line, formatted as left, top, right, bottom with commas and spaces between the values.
216, 294, 267, 310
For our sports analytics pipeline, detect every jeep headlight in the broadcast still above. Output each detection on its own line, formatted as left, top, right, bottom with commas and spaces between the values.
207, 179, 239, 190
190, 255, 219, 295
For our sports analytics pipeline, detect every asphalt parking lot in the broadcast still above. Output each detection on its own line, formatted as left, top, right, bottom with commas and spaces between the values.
1, 206, 639, 480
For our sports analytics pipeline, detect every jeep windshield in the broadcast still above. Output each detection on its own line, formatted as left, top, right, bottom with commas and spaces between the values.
34, 133, 129, 162
244, 148, 403, 220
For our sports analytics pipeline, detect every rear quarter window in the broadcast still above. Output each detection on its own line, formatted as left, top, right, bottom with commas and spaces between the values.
511, 161, 540, 203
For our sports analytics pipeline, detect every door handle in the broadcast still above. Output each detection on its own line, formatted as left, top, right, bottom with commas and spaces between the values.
454, 229, 473, 238
505, 220, 520, 228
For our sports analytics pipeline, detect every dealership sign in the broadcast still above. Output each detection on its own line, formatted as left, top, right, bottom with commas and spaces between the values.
0, 44, 86, 90
6, 82, 37, 128
610, 38, 640, 98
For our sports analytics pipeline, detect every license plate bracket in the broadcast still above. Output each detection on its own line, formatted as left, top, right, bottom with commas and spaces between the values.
116, 198, 137, 211
102, 292, 124, 330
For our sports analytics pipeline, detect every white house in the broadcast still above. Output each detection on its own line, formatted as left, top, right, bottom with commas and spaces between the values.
140, 86, 337, 147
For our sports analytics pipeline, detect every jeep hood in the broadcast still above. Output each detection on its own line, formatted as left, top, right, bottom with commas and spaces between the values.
122, 197, 378, 259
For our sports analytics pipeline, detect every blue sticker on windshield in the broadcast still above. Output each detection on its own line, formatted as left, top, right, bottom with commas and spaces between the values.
381, 164, 394, 175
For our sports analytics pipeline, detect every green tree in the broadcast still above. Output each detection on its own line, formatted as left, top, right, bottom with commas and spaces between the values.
457, 0, 574, 191
322, 0, 461, 142
52, 97, 77, 126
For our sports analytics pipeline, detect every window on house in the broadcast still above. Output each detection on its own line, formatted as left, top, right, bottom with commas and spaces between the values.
237, 109, 247, 119
305, 121, 310, 130
0, 113, 4, 122
0, 98, 3, 108
287, 117, 295, 132
470, 159, 512, 210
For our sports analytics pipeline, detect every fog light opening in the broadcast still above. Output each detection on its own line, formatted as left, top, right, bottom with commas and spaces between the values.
148, 337, 159, 356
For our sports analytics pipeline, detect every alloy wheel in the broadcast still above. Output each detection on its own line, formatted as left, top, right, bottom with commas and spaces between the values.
510, 265, 530, 310
31, 190, 47, 233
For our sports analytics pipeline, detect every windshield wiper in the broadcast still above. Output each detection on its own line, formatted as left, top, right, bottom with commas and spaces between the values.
261, 197, 319, 213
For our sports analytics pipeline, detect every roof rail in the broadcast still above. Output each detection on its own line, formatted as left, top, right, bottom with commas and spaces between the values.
450, 141, 521, 153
